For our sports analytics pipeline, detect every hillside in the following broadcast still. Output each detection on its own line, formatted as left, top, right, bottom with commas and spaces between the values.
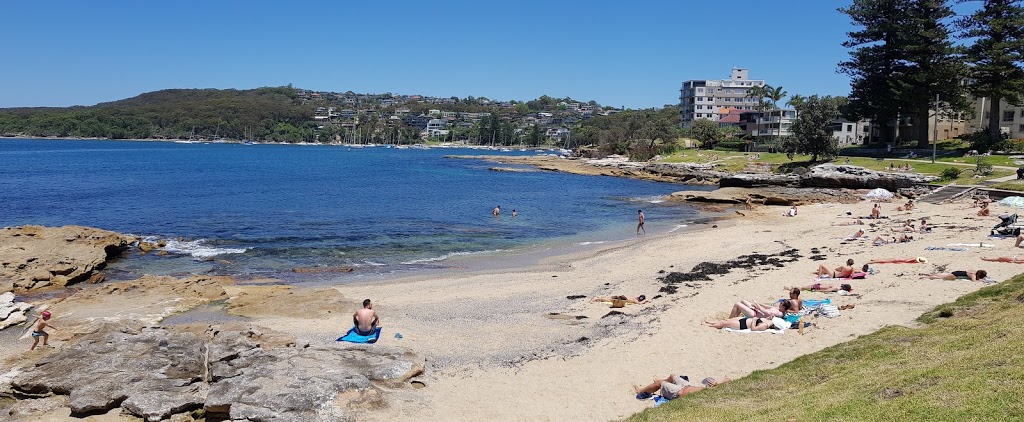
628, 274, 1024, 421
0, 87, 312, 141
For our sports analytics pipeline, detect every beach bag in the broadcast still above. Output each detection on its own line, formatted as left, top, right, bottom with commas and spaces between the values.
816, 304, 841, 318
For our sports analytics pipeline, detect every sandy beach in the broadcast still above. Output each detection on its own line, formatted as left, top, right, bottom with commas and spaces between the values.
2, 196, 1015, 421
291, 197, 1011, 421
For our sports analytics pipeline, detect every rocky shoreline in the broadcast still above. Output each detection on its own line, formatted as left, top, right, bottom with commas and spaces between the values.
0, 226, 428, 421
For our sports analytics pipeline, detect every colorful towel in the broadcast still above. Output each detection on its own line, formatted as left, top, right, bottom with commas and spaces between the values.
802, 298, 831, 308
926, 246, 968, 252
337, 326, 382, 344
946, 243, 994, 248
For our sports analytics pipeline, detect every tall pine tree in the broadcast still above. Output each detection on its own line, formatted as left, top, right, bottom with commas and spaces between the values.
958, 0, 1024, 140
839, 0, 966, 147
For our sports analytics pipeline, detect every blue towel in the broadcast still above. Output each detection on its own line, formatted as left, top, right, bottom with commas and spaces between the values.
802, 298, 831, 308
337, 326, 382, 344
653, 396, 671, 406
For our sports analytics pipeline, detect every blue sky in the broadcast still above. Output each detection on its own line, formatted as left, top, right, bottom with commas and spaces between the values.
3, 0, 877, 109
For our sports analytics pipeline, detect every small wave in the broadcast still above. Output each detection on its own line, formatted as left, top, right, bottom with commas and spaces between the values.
154, 237, 249, 259
401, 249, 504, 264
666, 224, 688, 233
576, 241, 610, 246
624, 195, 667, 204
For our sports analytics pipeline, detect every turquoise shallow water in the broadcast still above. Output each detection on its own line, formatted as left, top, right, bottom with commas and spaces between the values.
0, 139, 711, 281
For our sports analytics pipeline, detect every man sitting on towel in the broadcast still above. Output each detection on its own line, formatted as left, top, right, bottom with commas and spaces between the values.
354, 299, 380, 335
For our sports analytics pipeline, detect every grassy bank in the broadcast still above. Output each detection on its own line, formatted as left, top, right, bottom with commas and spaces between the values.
628, 275, 1024, 422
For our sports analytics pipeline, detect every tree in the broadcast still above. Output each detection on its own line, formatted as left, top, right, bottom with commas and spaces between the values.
786, 95, 847, 161
839, 0, 966, 148
958, 0, 1024, 142
688, 118, 721, 149
766, 85, 788, 140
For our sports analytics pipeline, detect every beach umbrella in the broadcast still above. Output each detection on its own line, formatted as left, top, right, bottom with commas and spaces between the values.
864, 188, 894, 201
998, 196, 1024, 208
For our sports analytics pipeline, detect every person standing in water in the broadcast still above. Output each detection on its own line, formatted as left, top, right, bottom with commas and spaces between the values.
637, 209, 646, 234
493, 205, 501, 217
512, 209, 518, 218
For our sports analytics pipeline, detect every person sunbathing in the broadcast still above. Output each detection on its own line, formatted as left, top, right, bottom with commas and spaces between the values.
633, 374, 731, 400
1016, 234, 1024, 248
918, 219, 932, 233
591, 294, 648, 305
920, 270, 987, 281
982, 256, 1024, 263
846, 228, 867, 240
870, 204, 881, 219
785, 283, 853, 293
834, 219, 865, 226
729, 299, 793, 319
896, 200, 915, 212
815, 259, 855, 278
703, 316, 778, 331
867, 257, 928, 264
873, 234, 913, 245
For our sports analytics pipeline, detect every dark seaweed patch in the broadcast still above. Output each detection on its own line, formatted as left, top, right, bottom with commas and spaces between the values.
657, 249, 802, 294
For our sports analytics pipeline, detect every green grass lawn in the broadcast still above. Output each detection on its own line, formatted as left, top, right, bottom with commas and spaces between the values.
838, 157, 1012, 185
628, 274, 1024, 422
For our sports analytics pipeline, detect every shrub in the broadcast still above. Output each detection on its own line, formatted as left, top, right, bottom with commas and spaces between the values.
940, 167, 963, 181
974, 157, 993, 176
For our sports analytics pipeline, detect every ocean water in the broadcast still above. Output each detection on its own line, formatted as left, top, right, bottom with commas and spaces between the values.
0, 139, 711, 281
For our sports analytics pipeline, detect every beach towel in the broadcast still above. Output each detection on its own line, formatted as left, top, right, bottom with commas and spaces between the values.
337, 326, 382, 344
926, 246, 968, 252
947, 243, 994, 248
653, 396, 671, 406
723, 327, 786, 334
802, 298, 831, 308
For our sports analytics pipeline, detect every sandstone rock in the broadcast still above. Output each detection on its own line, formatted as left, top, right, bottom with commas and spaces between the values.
10, 325, 424, 421
0, 226, 129, 292
719, 164, 938, 190
0, 310, 27, 330
0, 396, 67, 419
0, 292, 13, 304
138, 242, 157, 253
671, 187, 862, 206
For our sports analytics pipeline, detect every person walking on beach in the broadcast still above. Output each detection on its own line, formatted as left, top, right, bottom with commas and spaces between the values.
637, 210, 646, 234
353, 299, 380, 335
29, 310, 58, 350
493, 205, 501, 217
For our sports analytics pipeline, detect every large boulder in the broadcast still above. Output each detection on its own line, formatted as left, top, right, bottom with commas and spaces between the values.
9, 325, 424, 421
0, 226, 129, 291
0, 291, 32, 330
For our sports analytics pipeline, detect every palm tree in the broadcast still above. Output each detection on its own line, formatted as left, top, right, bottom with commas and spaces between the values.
745, 85, 770, 140
766, 85, 788, 141
787, 94, 806, 114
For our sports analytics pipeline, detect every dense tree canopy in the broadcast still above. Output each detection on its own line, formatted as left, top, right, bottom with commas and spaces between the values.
958, 0, 1024, 141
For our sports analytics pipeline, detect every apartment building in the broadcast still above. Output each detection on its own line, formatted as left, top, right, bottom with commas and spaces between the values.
679, 68, 766, 127
966, 97, 1024, 139
739, 109, 796, 139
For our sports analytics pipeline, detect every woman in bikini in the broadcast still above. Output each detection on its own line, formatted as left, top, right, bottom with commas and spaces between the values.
873, 234, 913, 246
785, 283, 853, 293
814, 259, 855, 278
703, 316, 778, 331
920, 270, 987, 281
982, 256, 1024, 263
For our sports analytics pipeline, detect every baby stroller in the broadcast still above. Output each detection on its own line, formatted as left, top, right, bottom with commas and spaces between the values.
992, 213, 1018, 233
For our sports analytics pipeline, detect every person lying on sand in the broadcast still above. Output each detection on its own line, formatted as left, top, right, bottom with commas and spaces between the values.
729, 299, 791, 319
703, 316, 779, 331
591, 295, 648, 305
982, 256, 1024, 263
785, 283, 853, 293
846, 228, 867, 240
892, 219, 916, 233
833, 219, 865, 226
867, 257, 928, 264
873, 234, 913, 246
815, 259, 855, 278
920, 270, 987, 281
633, 374, 731, 400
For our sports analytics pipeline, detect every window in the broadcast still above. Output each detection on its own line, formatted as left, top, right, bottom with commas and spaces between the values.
846, 124, 853, 132
1020, 124, 1024, 132
697, 88, 704, 93
1005, 110, 1016, 121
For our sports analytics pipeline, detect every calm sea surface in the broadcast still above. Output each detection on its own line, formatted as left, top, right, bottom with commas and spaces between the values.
0, 139, 711, 281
